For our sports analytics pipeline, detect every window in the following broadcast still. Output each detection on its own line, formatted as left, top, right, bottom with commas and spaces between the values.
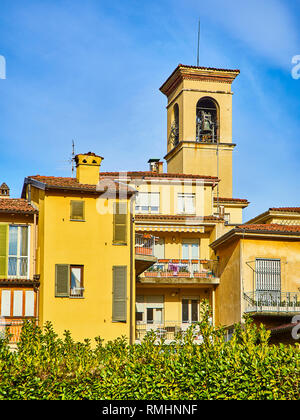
0, 288, 36, 318
113, 202, 127, 245
255, 259, 281, 293
182, 298, 199, 323
112, 266, 127, 322
196, 97, 218, 143
70, 266, 84, 297
8, 225, 29, 278
70, 200, 85, 221
182, 240, 199, 260
135, 295, 164, 325
135, 192, 160, 214
177, 193, 195, 214
55, 264, 84, 298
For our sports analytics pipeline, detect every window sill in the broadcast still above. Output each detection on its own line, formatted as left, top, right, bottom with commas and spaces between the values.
70, 219, 86, 222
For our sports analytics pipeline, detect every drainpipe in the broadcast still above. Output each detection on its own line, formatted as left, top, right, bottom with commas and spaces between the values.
129, 196, 135, 345
33, 210, 39, 326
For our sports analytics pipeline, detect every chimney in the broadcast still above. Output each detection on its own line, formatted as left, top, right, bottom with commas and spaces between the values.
148, 159, 163, 174
75, 152, 104, 185
218, 205, 225, 219
0, 183, 10, 199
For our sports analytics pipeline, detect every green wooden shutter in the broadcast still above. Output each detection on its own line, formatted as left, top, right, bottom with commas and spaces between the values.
55, 264, 70, 297
0, 224, 8, 278
112, 266, 127, 322
113, 202, 127, 244
70, 201, 85, 220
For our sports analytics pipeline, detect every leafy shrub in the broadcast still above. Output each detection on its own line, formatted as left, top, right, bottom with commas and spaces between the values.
0, 307, 299, 400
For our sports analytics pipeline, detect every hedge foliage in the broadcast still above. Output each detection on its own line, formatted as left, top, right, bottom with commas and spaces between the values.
0, 308, 299, 400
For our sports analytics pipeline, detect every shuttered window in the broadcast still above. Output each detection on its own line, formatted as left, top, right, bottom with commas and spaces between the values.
0, 224, 8, 277
112, 266, 127, 322
255, 259, 281, 292
55, 264, 70, 297
113, 202, 127, 245
70, 200, 85, 221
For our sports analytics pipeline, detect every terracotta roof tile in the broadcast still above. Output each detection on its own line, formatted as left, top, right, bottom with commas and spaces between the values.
100, 171, 218, 181
28, 176, 136, 195
177, 64, 240, 73
214, 197, 249, 203
135, 214, 222, 222
237, 224, 300, 234
0, 199, 38, 215
269, 207, 300, 213
0, 278, 39, 285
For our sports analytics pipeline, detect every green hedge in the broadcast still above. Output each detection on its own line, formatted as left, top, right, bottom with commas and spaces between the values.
0, 309, 299, 400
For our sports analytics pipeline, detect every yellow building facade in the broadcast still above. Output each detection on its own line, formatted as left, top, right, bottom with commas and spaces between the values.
20, 153, 142, 344
0, 190, 39, 344
211, 221, 300, 342
2, 63, 298, 345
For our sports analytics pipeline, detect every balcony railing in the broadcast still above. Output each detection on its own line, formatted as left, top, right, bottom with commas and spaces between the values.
8, 257, 29, 278
135, 234, 155, 257
140, 259, 217, 279
244, 292, 300, 314
136, 321, 205, 342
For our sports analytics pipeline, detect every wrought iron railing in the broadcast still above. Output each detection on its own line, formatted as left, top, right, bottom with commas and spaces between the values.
140, 259, 217, 279
136, 320, 204, 342
244, 292, 300, 313
135, 234, 155, 257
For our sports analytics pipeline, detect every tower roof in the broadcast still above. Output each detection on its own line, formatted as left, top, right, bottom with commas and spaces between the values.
160, 64, 240, 97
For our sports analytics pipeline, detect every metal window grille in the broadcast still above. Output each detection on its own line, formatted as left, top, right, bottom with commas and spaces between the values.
255, 259, 281, 293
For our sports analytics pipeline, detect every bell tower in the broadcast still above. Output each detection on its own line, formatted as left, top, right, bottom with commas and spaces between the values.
160, 64, 240, 197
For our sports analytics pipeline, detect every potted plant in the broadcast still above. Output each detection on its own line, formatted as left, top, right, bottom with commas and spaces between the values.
178, 266, 190, 277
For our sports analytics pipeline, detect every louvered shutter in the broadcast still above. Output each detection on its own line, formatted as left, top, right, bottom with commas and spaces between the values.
70, 201, 84, 220
113, 202, 127, 244
55, 264, 70, 297
112, 266, 127, 322
0, 224, 8, 277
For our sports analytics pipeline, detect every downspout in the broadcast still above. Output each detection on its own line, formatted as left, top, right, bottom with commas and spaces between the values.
129, 196, 135, 345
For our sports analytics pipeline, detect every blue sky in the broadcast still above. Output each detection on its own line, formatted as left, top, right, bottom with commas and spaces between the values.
0, 0, 299, 220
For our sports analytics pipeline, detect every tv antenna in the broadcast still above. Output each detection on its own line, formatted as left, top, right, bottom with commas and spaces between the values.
69, 140, 76, 176
197, 19, 200, 66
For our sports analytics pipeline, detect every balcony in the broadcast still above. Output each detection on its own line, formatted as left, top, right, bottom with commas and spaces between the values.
136, 321, 205, 343
135, 233, 157, 276
244, 292, 300, 315
138, 259, 219, 285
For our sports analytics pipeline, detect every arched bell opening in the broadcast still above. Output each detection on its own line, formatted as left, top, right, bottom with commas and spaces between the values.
196, 98, 219, 143
169, 103, 179, 147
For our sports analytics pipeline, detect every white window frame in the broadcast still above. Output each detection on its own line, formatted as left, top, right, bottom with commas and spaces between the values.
177, 193, 196, 214
8, 225, 30, 279
135, 192, 160, 214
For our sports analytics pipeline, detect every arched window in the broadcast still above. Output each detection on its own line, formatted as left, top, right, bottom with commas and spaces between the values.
169, 103, 179, 147
196, 98, 218, 143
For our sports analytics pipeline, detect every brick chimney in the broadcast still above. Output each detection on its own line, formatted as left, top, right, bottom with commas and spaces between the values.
0, 183, 10, 199
148, 159, 163, 174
